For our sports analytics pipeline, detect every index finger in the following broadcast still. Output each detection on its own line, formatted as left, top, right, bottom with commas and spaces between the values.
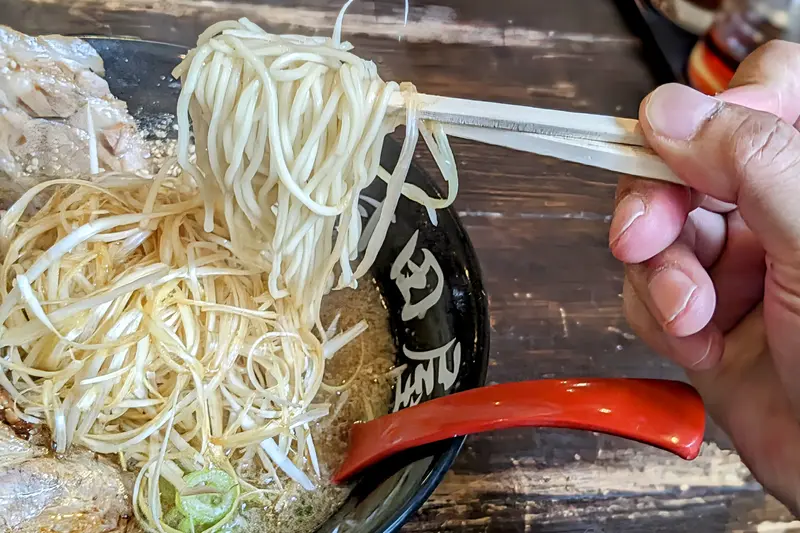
610, 176, 690, 264
722, 40, 800, 125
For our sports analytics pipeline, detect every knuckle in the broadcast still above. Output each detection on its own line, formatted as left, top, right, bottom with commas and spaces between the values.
754, 39, 800, 59
622, 279, 650, 332
614, 175, 687, 207
622, 278, 672, 355
729, 113, 800, 182
735, 40, 800, 82
615, 177, 645, 202
767, 259, 800, 317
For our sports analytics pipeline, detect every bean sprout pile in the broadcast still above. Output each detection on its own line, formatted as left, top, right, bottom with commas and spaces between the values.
0, 9, 459, 533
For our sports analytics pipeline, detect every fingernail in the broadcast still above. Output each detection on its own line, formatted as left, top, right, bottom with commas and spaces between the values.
689, 332, 718, 370
609, 195, 646, 246
668, 329, 720, 370
648, 268, 697, 324
645, 84, 721, 141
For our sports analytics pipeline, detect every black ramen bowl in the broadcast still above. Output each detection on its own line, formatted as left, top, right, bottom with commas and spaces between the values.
82, 37, 490, 532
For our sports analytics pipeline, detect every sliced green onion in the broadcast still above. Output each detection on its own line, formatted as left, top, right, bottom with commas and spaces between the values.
178, 516, 196, 533
176, 469, 237, 526
164, 507, 184, 529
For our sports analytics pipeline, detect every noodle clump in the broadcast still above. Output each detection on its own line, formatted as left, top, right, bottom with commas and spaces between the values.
174, 17, 457, 328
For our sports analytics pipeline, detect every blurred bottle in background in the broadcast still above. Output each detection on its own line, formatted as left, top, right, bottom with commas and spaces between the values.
687, 0, 800, 94
651, 0, 724, 35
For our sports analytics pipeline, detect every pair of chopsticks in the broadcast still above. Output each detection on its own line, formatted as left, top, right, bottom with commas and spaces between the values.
388, 93, 683, 186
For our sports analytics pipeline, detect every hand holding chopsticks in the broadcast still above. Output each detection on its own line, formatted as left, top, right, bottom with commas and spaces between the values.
388, 92, 683, 185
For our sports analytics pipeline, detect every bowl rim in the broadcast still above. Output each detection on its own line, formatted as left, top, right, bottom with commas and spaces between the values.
79, 33, 492, 532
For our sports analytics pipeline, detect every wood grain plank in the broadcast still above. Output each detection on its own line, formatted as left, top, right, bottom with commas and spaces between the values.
1, 0, 794, 530
9, 0, 641, 46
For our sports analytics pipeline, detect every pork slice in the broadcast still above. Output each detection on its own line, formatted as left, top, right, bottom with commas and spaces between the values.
0, 423, 41, 469
0, 26, 149, 209
0, 26, 104, 76
0, 422, 133, 533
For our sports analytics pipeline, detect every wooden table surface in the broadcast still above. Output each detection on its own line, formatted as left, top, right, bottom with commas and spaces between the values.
4, 0, 798, 531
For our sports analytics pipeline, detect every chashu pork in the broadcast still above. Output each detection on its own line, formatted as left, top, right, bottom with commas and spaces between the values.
0, 390, 134, 533
0, 26, 148, 208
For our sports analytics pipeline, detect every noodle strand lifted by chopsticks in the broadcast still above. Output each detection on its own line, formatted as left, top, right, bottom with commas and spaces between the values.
172, 16, 458, 328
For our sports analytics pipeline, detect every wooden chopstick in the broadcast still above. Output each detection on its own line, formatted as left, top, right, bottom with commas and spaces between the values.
444, 124, 684, 185
388, 92, 647, 146
388, 92, 684, 185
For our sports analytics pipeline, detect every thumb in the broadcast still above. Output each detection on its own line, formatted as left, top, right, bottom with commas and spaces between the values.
640, 82, 800, 415
640, 82, 800, 264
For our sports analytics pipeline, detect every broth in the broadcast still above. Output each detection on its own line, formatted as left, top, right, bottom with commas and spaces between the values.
239, 277, 397, 533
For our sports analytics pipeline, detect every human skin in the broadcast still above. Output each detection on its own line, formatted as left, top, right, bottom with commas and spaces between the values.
609, 40, 800, 514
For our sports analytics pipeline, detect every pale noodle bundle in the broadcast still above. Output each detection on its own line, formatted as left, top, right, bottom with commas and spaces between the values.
173, 17, 458, 328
